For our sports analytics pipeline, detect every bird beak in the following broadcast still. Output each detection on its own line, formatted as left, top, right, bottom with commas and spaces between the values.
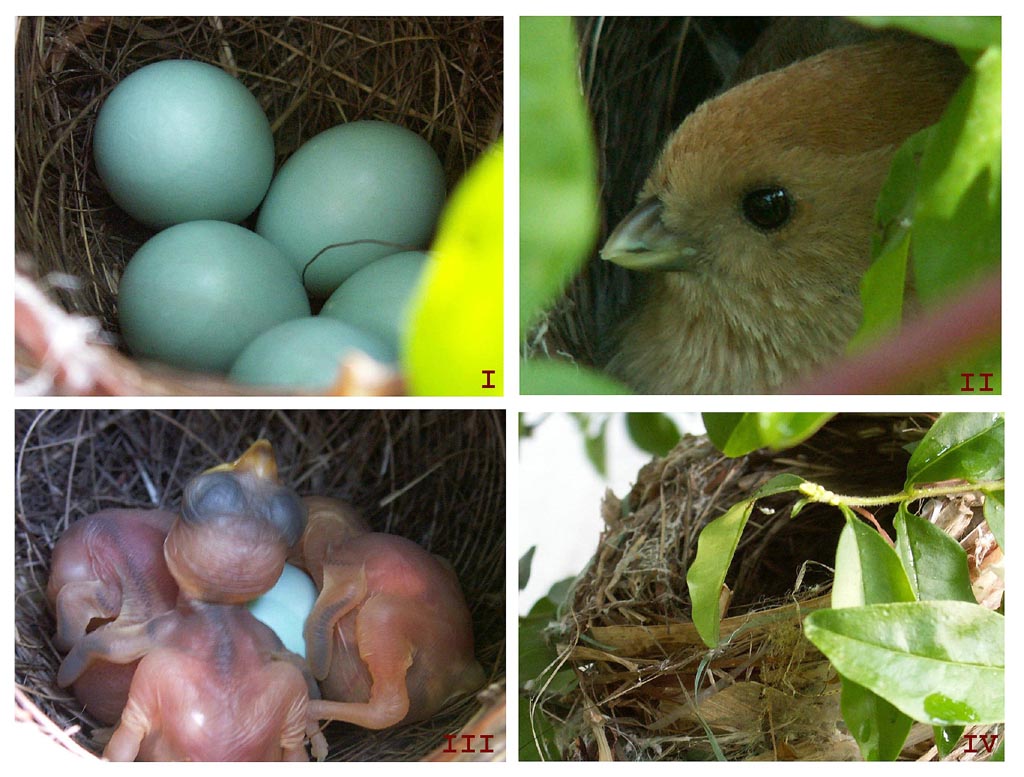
205, 439, 279, 482
600, 197, 701, 271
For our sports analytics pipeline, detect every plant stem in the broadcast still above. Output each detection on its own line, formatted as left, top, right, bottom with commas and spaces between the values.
799, 479, 1004, 508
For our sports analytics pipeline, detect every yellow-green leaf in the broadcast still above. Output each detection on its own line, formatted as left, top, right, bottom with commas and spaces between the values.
403, 141, 503, 395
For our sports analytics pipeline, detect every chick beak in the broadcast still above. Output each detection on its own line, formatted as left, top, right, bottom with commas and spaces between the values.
205, 439, 279, 482
600, 196, 701, 271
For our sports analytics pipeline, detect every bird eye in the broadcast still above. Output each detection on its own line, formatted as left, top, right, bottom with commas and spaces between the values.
268, 489, 307, 547
182, 472, 245, 524
742, 187, 792, 231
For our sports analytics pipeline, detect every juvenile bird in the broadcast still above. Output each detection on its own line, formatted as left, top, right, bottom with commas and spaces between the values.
47, 508, 178, 724
601, 26, 965, 393
295, 496, 485, 730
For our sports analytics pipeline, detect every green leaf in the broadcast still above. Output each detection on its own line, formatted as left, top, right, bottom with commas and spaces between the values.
570, 413, 609, 476
850, 232, 911, 349
404, 141, 503, 395
521, 358, 631, 395
894, 505, 975, 602
851, 128, 932, 348
520, 16, 599, 335
702, 413, 751, 455
686, 497, 755, 648
626, 413, 682, 457
905, 412, 1004, 487
841, 677, 914, 761
831, 511, 916, 758
804, 601, 1004, 725
991, 739, 1004, 761
937, 343, 1001, 394
755, 473, 808, 498
519, 596, 559, 684
832, 510, 916, 608
935, 724, 965, 758
519, 546, 537, 591
912, 46, 1000, 304
851, 16, 1001, 51
686, 475, 805, 647
702, 413, 833, 456
983, 489, 1004, 549
519, 692, 559, 761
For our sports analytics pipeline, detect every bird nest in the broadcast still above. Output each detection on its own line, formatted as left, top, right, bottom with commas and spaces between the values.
15, 16, 503, 395
530, 415, 1001, 761
14, 409, 506, 761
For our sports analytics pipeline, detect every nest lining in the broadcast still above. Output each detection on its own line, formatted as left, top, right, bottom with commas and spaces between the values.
15, 409, 506, 761
15, 16, 503, 393
531, 415, 1001, 761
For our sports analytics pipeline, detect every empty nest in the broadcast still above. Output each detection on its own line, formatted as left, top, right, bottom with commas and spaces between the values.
529, 414, 1002, 761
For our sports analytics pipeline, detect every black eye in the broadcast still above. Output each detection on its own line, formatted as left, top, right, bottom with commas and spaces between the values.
183, 472, 245, 524
742, 187, 792, 231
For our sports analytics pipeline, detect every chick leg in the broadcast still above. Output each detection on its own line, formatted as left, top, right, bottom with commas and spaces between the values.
57, 612, 174, 687
103, 687, 151, 761
303, 563, 367, 681
309, 595, 427, 729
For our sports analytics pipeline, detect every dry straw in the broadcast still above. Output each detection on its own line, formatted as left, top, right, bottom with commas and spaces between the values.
15, 17, 503, 394
15, 409, 506, 761
527, 415, 1002, 761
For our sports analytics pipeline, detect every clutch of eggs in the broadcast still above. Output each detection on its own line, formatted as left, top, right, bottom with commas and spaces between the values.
101, 60, 446, 389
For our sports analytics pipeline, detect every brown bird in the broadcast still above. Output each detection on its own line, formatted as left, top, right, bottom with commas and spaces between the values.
600, 23, 965, 393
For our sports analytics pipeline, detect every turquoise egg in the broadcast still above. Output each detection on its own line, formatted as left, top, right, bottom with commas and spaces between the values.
320, 250, 429, 355
229, 317, 395, 391
117, 221, 310, 373
94, 60, 274, 228
256, 121, 446, 298
247, 563, 319, 658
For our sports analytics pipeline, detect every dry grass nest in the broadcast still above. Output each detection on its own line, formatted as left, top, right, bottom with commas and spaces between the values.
529, 414, 1002, 761
15, 409, 506, 761
15, 16, 503, 395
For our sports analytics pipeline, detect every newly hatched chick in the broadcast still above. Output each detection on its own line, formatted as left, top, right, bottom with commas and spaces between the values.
601, 26, 965, 393
295, 496, 486, 729
47, 508, 178, 724
59, 441, 324, 761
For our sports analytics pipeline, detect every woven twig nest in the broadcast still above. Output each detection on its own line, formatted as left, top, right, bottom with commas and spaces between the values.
15, 409, 506, 761
531, 415, 1001, 761
15, 17, 503, 395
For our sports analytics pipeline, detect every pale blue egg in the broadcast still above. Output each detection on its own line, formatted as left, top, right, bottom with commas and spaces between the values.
117, 221, 310, 373
256, 121, 446, 297
94, 60, 274, 228
319, 250, 429, 355
247, 563, 319, 658
229, 317, 395, 391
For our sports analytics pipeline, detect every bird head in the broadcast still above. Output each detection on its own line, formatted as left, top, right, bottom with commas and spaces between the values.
166, 440, 307, 603
601, 36, 965, 392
